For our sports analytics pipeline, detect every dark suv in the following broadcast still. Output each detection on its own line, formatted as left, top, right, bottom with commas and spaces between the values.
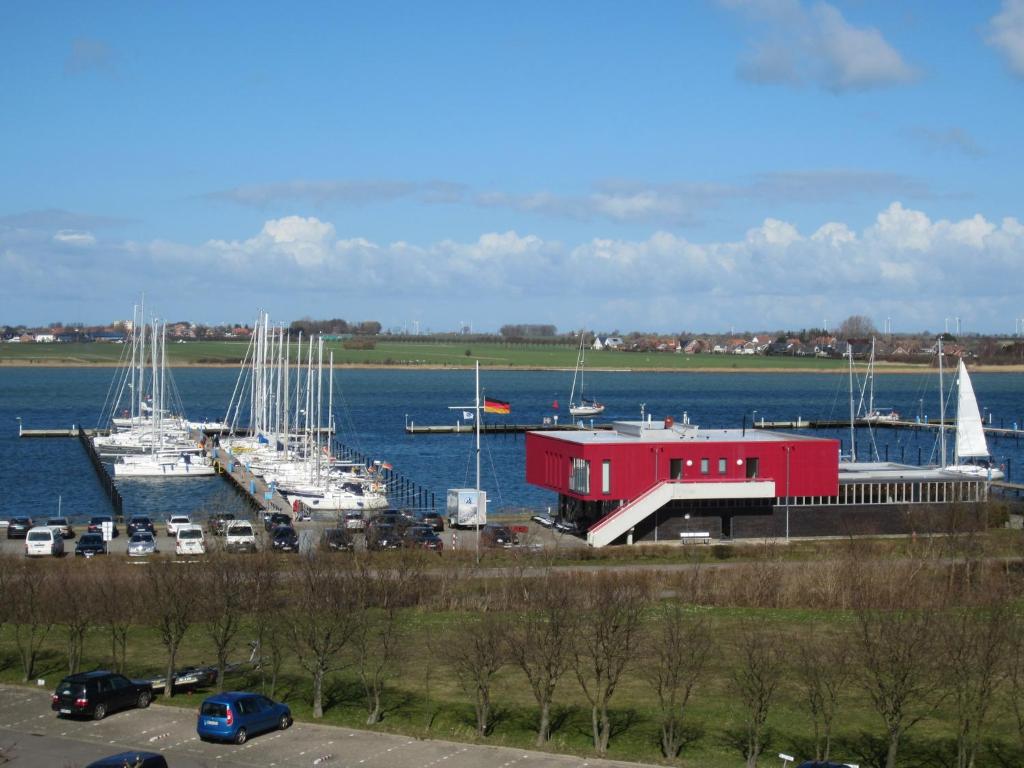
6, 517, 33, 539
320, 527, 355, 552
208, 512, 236, 536
126, 516, 155, 536
264, 512, 292, 532
52, 670, 153, 720
480, 524, 518, 548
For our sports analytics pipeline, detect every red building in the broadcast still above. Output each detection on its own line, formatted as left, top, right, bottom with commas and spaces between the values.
526, 417, 989, 546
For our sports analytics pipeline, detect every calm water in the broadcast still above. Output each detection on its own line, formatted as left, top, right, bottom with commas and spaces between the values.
2, 367, 1022, 523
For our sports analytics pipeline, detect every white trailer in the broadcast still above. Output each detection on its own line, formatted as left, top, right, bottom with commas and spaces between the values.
447, 488, 487, 529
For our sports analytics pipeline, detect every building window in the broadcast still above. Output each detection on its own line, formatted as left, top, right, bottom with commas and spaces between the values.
718, 458, 727, 475
669, 458, 683, 480
602, 460, 611, 494
570, 458, 590, 494
700, 458, 709, 475
746, 457, 759, 479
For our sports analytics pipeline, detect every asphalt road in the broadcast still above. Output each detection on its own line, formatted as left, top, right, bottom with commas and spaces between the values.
0, 683, 647, 768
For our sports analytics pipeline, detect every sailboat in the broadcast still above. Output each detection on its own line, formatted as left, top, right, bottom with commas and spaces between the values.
568, 333, 605, 417
858, 338, 900, 423
944, 359, 1004, 479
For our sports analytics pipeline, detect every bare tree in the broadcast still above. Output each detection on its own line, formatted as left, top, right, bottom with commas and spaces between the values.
95, 559, 139, 674
505, 571, 578, 746
837, 314, 878, 340
10, 563, 56, 682
852, 565, 941, 768
200, 552, 248, 690
731, 622, 783, 768
791, 627, 851, 762
249, 552, 285, 697
288, 553, 357, 718
352, 552, 423, 725
643, 601, 711, 759
54, 566, 95, 674
145, 561, 200, 699
941, 583, 1010, 768
449, 602, 507, 737
573, 572, 650, 756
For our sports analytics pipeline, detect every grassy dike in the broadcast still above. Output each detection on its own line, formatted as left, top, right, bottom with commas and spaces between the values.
1, 533, 1022, 767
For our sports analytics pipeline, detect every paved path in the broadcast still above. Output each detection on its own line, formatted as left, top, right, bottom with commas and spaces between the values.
0, 683, 651, 768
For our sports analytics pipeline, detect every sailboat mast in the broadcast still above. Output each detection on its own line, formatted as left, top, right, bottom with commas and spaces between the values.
938, 337, 946, 466
475, 360, 481, 492
868, 337, 875, 416
847, 344, 856, 462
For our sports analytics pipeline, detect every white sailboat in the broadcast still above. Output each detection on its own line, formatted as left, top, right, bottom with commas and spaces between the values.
568, 333, 605, 417
944, 359, 1004, 480
858, 338, 900, 423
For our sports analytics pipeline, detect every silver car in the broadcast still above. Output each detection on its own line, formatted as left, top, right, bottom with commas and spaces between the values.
127, 531, 158, 557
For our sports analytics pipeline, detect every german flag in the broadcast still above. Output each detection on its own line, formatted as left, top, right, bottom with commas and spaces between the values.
484, 397, 510, 414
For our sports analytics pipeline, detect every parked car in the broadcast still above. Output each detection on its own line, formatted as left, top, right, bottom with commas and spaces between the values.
269, 525, 299, 553
52, 670, 152, 720
480, 524, 518, 548
87, 515, 119, 538
25, 526, 64, 557
402, 524, 443, 552
46, 516, 75, 539
175, 524, 206, 555
417, 511, 445, 532
342, 510, 365, 531
166, 514, 191, 537
224, 521, 257, 553
6, 516, 33, 539
208, 512, 236, 536
367, 523, 401, 551
127, 532, 158, 557
554, 518, 583, 535
85, 752, 168, 768
320, 527, 354, 552
126, 516, 155, 537
263, 511, 292, 532
75, 532, 107, 557
196, 691, 292, 745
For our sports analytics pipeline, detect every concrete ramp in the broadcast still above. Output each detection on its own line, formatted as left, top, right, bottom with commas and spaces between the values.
586, 479, 776, 548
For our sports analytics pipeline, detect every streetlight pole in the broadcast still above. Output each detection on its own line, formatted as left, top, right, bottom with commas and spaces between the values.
784, 446, 792, 541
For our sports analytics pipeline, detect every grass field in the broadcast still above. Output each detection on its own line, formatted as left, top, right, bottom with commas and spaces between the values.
0, 340, 870, 371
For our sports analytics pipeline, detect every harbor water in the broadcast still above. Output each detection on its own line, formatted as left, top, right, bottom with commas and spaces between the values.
2, 367, 1022, 525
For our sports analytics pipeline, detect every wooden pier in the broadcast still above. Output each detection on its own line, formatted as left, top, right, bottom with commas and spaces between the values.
76, 427, 124, 518
753, 418, 1023, 440
19, 427, 110, 438
405, 422, 614, 435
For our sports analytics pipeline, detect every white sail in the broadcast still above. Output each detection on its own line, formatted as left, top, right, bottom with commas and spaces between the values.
954, 360, 989, 460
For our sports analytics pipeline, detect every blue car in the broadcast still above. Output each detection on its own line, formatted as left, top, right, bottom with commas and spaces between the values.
196, 691, 292, 744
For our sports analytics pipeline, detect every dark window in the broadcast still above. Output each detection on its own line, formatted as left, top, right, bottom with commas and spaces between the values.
669, 459, 683, 480
109, 676, 131, 690
746, 457, 760, 478
201, 702, 227, 717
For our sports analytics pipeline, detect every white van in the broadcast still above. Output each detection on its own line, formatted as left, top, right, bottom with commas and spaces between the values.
25, 526, 64, 557
175, 524, 206, 555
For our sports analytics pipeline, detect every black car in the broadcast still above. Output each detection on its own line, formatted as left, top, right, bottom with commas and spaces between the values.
367, 523, 402, 551
264, 512, 292, 532
402, 524, 444, 552
86, 752, 168, 768
368, 511, 414, 535
126, 516, 155, 536
87, 515, 119, 538
75, 532, 108, 557
208, 512, 236, 536
320, 527, 355, 552
52, 670, 152, 720
6, 516, 33, 539
417, 511, 445, 533
480, 524, 518, 548
269, 525, 299, 552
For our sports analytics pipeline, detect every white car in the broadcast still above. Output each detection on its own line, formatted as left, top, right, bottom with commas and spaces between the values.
25, 526, 64, 557
224, 521, 257, 553
166, 514, 191, 537
175, 524, 206, 555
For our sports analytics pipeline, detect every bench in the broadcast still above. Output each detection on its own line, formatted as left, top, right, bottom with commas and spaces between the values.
679, 531, 712, 545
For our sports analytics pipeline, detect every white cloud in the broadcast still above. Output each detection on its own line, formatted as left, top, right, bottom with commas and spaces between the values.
53, 230, 96, 246
4, 204, 1024, 331
722, 0, 917, 91
988, 0, 1024, 77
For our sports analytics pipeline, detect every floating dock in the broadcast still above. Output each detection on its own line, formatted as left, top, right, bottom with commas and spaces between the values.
753, 418, 1023, 440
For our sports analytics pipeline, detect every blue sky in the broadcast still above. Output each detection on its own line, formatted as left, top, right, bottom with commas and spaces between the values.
2, 0, 1023, 333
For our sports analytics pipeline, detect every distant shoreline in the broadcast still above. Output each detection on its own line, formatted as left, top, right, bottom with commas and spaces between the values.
1, 359, 1023, 374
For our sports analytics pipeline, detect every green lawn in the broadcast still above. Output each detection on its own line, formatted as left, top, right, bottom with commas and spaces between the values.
0, 340, 865, 370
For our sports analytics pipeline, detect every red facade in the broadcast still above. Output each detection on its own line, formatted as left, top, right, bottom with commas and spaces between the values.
525, 428, 839, 501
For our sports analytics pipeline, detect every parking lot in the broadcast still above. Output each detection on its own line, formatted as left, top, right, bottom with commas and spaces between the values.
0, 683, 646, 767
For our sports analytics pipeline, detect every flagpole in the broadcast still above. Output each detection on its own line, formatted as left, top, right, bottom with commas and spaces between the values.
475, 360, 481, 564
